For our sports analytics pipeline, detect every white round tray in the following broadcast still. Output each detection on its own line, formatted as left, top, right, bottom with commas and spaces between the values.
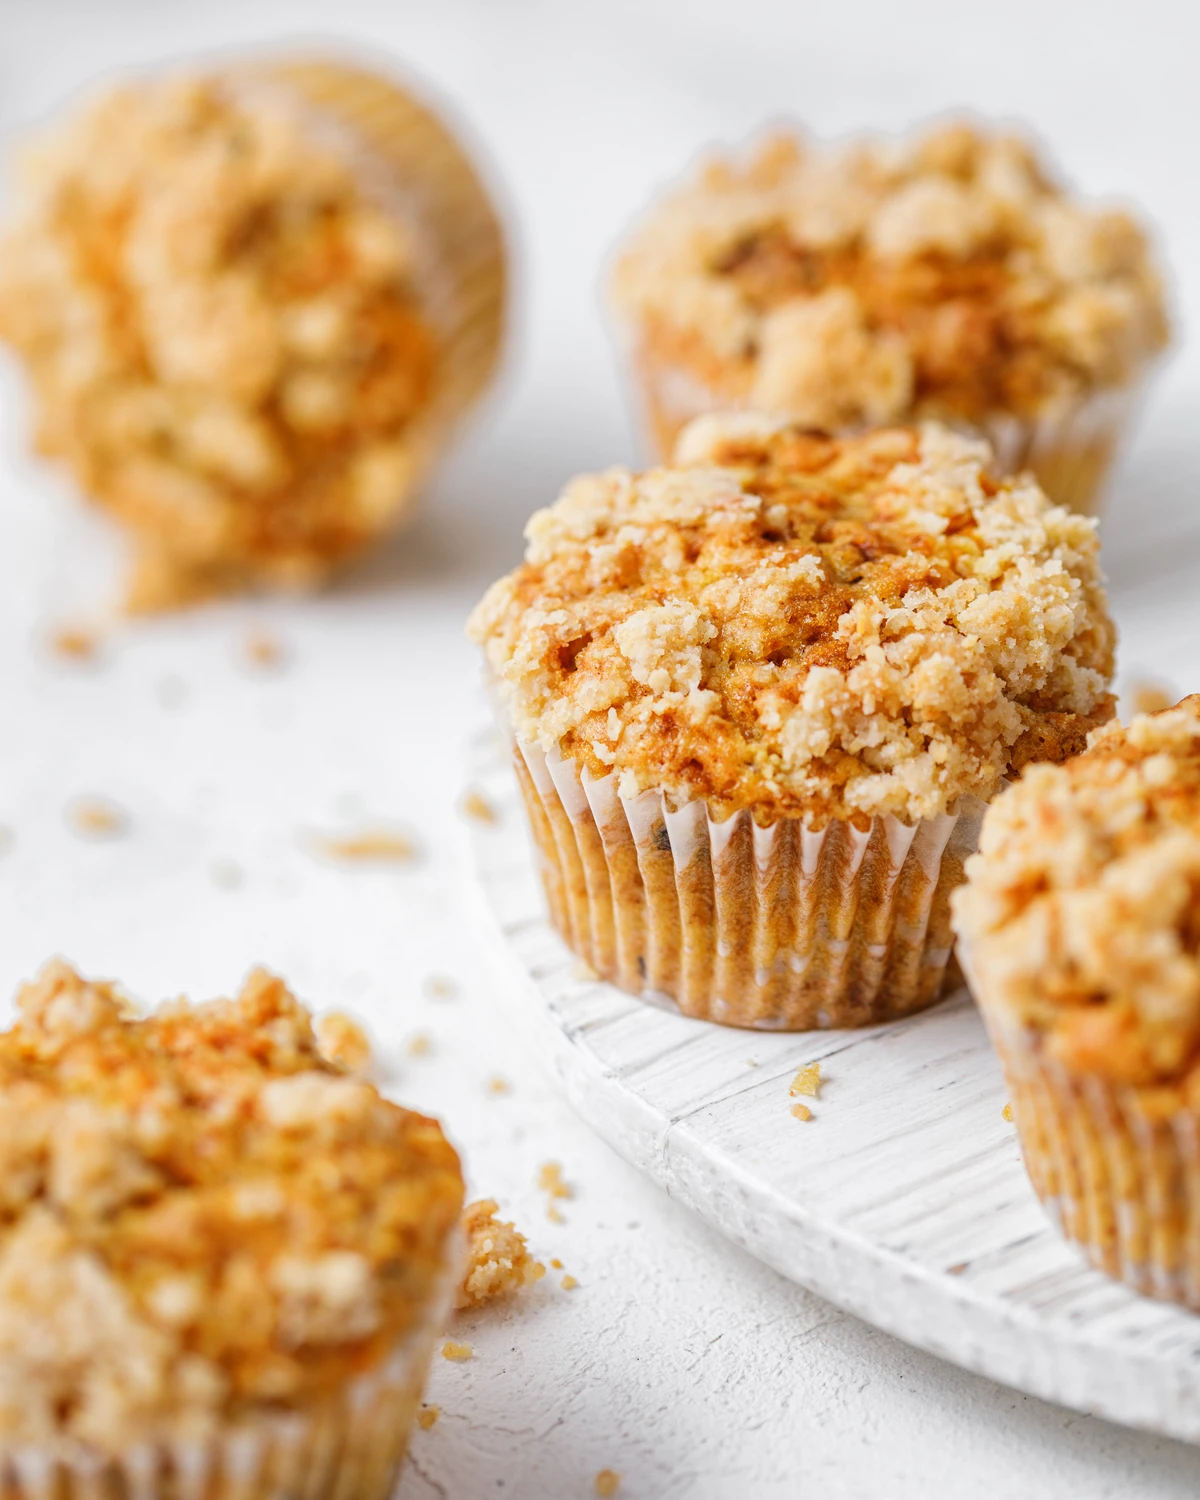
464, 723, 1200, 1444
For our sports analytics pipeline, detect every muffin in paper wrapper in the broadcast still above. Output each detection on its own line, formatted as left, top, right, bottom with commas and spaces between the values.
515, 738, 987, 1030
626, 342, 1147, 519
0, 1236, 463, 1500
964, 952, 1200, 1309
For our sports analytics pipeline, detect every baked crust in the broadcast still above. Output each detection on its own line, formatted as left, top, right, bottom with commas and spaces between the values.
0, 963, 463, 1452
954, 696, 1200, 1087
470, 416, 1115, 826
614, 122, 1168, 428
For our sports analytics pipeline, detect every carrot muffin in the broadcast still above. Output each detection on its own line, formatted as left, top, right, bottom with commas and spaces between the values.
612, 120, 1168, 514
953, 697, 1200, 1306
0, 59, 505, 609
0, 961, 464, 1498
468, 414, 1116, 1029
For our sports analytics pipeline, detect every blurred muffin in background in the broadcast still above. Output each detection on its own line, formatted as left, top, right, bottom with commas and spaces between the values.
0, 961, 464, 1499
612, 119, 1168, 514
953, 697, 1200, 1307
0, 58, 506, 609
469, 413, 1116, 1030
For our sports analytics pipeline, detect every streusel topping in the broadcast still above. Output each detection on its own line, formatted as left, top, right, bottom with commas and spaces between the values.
953, 698, 1200, 1086
0, 963, 463, 1452
0, 73, 438, 607
469, 417, 1115, 825
614, 121, 1168, 426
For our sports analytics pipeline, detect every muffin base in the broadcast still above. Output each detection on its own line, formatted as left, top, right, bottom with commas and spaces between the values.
0, 1235, 462, 1500
979, 1016, 1200, 1309
629, 344, 1145, 517
515, 739, 985, 1030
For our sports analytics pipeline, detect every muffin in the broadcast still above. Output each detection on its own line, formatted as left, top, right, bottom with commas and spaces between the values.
953, 697, 1200, 1306
0, 58, 506, 609
0, 961, 464, 1498
612, 120, 1168, 514
468, 414, 1116, 1029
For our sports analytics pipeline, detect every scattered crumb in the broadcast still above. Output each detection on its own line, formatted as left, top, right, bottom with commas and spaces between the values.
153, 674, 188, 710
791, 1103, 813, 1121
561, 1274, 579, 1291
571, 959, 599, 982
595, 1470, 621, 1497
456, 1199, 546, 1310
1130, 679, 1176, 717
486, 1076, 511, 1096
441, 1341, 473, 1362
417, 1404, 440, 1430
66, 797, 128, 839
407, 1032, 432, 1058
547, 1205, 566, 1225
460, 788, 498, 824
1002, 1102, 1014, 1122
314, 827, 418, 864
948, 1262, 969, 1276
209, 859, 244, 890
538, 1162, 574, 1200
48, 624, 100, 661
789, 1062, 822, 1099
316, 1012, 372, 1074
746, 1059, 759, 1068
550, 1258, 563, 1270
243, 629, 287, 670
424, 974, 459, 1000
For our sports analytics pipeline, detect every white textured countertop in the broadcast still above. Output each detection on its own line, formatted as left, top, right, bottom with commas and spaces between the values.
2, 2, 1200, 1496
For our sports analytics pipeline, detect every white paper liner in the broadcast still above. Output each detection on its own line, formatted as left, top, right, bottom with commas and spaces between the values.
960, 946, 1200, 1310
625, 340, 1150, 518
0, 1230, 464, 1500
516, 738, 986, 1030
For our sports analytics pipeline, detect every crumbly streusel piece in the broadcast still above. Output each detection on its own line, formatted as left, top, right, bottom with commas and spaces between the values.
455, 1199, 545, 1309
0, 74, 439, 608
614, 120, 1168, 427
953, 696, 1200, 1085
469, 417, 1114, 826
0, 962, 463, 1452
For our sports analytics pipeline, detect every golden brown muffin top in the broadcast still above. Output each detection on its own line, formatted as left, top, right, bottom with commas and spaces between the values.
0, 963, 463, 1453
613, 121, 1168, 426
953, 698, 1200, 1089
0, 72, 438, 604
468, 416, 1115, 825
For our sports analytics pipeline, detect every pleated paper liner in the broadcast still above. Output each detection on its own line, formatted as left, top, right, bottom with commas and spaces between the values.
261, 57, 507, 467
973, 1007, 1200, 1311
515, 738, 986, 1031
0, 1236, 462, 1500
625, 337, 1147, 518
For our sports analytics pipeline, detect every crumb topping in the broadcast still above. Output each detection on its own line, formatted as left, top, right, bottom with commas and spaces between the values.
614, 121, 1168, 425
0, 962, 463, 1452
470, 418, 1115, 825
455, 1199, 544, 1309
953, 697, 1200, 1086
0, 73, 440, 603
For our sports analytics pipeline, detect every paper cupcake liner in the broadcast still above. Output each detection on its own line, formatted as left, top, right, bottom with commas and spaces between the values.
514, 738, 986, 1030
625, 341, 1147, 517
0, 1233, 463, 1500
261, 59, 507, 472
967, 981, 1200, 1308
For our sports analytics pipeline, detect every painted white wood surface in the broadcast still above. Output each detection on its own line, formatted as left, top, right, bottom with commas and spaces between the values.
466, 691, 1200, 1445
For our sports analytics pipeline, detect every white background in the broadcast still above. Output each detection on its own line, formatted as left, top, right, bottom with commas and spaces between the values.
1, 2, 1199, 1497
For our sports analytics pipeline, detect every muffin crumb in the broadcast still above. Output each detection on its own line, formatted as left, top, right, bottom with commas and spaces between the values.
561, 1274, 580, 1291
538, 1162, 574, 1199
456, 1199, 545, 1310
486, 1076, 511, 1096
417, 1404, 440, 1430
461, 789, 498, 824
48, 625, 100, 661
315, 828, 418, 864
441, 1341, 473, 1362
1002, 1102, 1014, 1122
789, 1062, 822, 1099
791, 1102, 813, 1122
244, 630, 287, 670
424, 975, 458, 1001
66, 797, 128, 839
595, 1470, 621, 1497
407, 1032, 432, 1059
